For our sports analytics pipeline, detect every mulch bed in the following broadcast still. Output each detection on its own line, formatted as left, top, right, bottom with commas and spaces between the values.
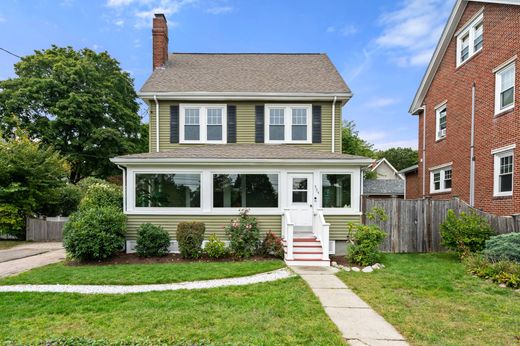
67, 253, 279, 266
330, 255, 354, 267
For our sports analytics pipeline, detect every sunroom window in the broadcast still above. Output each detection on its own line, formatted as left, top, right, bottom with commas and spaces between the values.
456, 13, 483, 66
213, 174, 279, 208
135, 173, 201, 208
322, 174, 351, 208
265, 105, 311, 143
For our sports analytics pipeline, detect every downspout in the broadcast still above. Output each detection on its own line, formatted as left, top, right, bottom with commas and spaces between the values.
332, 96, 337, 153
422, 105, 427, 197
153, 95, 160, 152
116, 165, 127, 212
469, 82, 476, 207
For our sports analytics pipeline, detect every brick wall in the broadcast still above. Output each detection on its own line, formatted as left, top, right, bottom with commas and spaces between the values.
404, 170, 420, 200
416, 2, 520, 215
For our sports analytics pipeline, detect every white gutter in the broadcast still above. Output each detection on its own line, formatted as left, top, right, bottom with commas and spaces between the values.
138, 91, 352, 101
153, 95, 159, 153
116, 165, 126, 212
469, 82, 476, 206
110, 157, 374, 166
332, 96, 337, 153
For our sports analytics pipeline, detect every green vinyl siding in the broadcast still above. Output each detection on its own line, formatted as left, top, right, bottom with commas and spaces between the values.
325, 214, 361, 240
149, 100, 343, 153
126, 214, 282, 240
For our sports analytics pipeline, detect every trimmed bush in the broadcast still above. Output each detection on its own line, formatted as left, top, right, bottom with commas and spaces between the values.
77, 177, 108, 192
483, 232, 520, 263
225, 209, 260, 258
440, 210, 495, 257
176, 221, 205, 259
260, 231, 284, 258
79, 181, 123, 211
346, 208, 387, 266
464, 253, 520, 289
135, 223, 171, 257
63, 206, 126, 261
204, 234, 228, 259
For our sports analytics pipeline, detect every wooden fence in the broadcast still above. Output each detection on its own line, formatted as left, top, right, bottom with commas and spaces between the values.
26, 217, 68, 242
363, 197, 519, 253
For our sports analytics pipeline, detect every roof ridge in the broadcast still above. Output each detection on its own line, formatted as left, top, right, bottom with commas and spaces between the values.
170, 52, 326, 55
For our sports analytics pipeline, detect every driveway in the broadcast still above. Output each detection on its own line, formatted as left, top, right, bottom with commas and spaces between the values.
0, 242, 65, 278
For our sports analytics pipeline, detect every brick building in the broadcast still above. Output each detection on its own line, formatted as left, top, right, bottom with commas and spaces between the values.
404, 0, 520, 215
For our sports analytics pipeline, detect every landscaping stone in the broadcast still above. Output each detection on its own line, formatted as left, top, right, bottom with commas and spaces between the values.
344, 267, 351, 272
352, 267, 361, 272
499, 283, 507, 288
372, 263, 382, 270
331, 261, 338, 267
362, 266, 374, 273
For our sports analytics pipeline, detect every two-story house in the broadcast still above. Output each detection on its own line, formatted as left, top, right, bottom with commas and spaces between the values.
110, 14, 371, 266
404, 0, 520, 216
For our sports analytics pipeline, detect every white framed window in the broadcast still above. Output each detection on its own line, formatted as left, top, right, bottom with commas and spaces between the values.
430, 166, 452, 193
435, 103, 447, 140
180, 104, 227, 143
265, 104, 312, 143
456, 12, 483, 66
494, 61, 515, 114
493, 146, 515, 197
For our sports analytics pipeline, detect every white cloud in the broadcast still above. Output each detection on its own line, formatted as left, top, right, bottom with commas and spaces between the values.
326, 24, 357, 36
375, 0, 454, 67
106, 0, 138, 7
365, 97, 399, 109
114, 18, 125, 26
373, 139, 418, 150
133, 39, 142, 48
359, 129, 418, 150
92, 44, 102, 50
206, 6, 233, 15
326, 26, 335, 33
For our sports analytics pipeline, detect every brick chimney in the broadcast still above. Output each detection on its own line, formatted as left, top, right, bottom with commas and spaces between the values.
152, 13, 168, 70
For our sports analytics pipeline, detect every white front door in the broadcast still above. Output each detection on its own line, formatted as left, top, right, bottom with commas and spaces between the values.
288, 173, 314, 226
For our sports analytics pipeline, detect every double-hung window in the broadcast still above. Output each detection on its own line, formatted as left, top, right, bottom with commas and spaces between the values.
180, 104, 226, 143
430, 166, 452, 193
493, 146, 514, 197
456, 12, 483, 66
265, 105, 312, 143
435, 103, 447, 140
494, 60, 515, 114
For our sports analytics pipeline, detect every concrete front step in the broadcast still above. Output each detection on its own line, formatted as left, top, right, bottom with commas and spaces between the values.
293, 252, 323, 260
285, 259, 330, 267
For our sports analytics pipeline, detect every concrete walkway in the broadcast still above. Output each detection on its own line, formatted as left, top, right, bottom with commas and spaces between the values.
0, 242, 65, 278
291, 266, 408, 346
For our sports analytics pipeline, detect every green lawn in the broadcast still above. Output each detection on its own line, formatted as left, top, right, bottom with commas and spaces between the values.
0, 259, 285, 285
0, 277, 345, 345
0, 240, 25, 250
337, 253, 520, 346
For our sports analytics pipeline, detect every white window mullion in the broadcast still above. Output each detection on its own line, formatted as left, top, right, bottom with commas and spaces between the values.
285, 107, 291, 141
201, 107, 207, 142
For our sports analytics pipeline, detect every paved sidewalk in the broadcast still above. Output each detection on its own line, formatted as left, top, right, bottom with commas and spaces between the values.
0, 242, 65, 278
291, 266, 408, 346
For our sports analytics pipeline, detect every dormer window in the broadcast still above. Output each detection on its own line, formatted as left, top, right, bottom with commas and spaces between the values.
456, 12, 483, 67
265, 104, 312, 144
180, 104, 227, 143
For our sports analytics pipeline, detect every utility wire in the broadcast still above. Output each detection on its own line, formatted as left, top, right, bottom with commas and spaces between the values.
0, 47, 21, 59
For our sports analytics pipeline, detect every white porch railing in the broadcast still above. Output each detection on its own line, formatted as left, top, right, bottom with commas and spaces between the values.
282, 209, 294, 260
313, 209, 330, 261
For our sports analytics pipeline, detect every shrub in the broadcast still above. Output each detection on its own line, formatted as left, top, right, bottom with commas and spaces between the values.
79, 181, 123, 211
346, 208, 387, 266
464, 253, 520, 289
77, 177, 108, 192
259, 231, 284, 258
63, 206, 126, 261
483, 232, 520, 263
0, 204, 24, 239
226, 209, 261, 258
38, 184, 82, 217
135, 223, 171, 257
440, 210, 495, 257
204, 234, 229, 259
176, 221, 205, 259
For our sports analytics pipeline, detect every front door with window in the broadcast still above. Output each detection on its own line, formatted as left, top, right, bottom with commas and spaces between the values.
288, 173, 313, 226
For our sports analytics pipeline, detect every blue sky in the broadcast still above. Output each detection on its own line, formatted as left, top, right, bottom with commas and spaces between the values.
0, 0, 455, 149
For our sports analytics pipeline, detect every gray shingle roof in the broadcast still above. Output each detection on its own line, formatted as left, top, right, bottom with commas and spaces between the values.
363, 180, 405, 196
112, 144, 369, 161
140, 53, 351, 94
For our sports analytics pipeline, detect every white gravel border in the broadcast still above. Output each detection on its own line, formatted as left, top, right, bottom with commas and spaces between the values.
0, 268, 294, 295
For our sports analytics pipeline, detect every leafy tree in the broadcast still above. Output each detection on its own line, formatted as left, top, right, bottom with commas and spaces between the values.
376, 147, 418, 171
341, 121, 375, 158
0, 133, 68, 238
0, 45, 144, 182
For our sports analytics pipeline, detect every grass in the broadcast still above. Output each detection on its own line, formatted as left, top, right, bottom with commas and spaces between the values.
0, 259, 285, 285
0, 240, 25, 250
0, 277, 346, 345
337, 253, 520, 346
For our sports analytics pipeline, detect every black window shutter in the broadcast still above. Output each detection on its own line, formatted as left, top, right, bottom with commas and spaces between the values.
227, 105, 237, 143
255, 105, 265, 143
312, 105, 322, 143
170, 105, 179, 143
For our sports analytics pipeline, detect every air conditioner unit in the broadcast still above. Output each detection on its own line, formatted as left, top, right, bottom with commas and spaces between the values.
438, 128, 446, 138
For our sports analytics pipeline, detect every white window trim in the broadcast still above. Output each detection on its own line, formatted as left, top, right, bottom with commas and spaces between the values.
430, 166, 452, 194
456, 12, 484, 67
494, 60, 516, 115
179, 104, 227, 144
493, 147, 514, 197
264, 104, 312, 144
435, 102, 447, 140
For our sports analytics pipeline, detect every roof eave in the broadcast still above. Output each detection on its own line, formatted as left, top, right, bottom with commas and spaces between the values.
137, 91, 353, 102
110, 157, 373, 166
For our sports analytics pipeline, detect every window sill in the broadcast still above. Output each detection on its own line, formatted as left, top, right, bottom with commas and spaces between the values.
494, 107, 515, 118
455, 49, 482, 70
493, 194, 513, 200
430, 189, 452, 195
435, 137, 446, 143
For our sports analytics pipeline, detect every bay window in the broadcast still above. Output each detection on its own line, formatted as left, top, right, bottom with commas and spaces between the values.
265, 105, 311, 143
322, 174, 351, 208
135, 173, 201, 208
180, 104, 226, 143
213, 174, 279, 208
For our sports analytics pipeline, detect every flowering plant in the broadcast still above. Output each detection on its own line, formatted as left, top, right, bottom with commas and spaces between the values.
225, 208, 260, 258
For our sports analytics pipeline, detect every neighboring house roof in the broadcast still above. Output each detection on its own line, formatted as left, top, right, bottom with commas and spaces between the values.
111, 144, 371, 164
398, 164, 419, 175
363, 179, 404, 196
368, 158, 404, 180
139, 53, 351, 95
409, 0, 520, 114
